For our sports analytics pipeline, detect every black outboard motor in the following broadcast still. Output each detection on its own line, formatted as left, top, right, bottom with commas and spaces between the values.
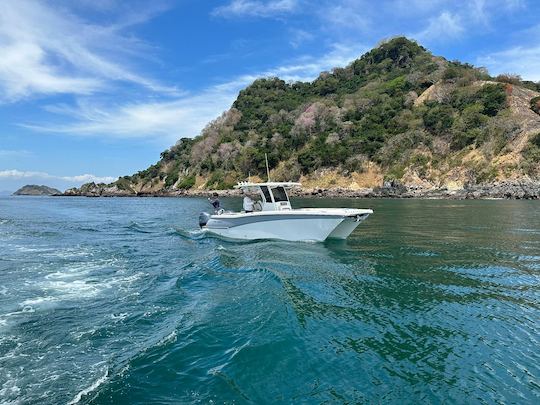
199, 212, 211, 228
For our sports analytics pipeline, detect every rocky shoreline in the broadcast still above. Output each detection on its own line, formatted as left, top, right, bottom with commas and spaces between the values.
61, 180, 540, 200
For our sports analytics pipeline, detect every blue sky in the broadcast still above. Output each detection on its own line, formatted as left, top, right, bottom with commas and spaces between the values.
1, 0, 539, 191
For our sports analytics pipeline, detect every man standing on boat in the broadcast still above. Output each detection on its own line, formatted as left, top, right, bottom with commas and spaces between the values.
208, 193, 221, 213
242, 191, 254, 213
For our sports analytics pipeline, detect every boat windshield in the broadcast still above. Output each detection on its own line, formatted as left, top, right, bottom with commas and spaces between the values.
272, 186, 288, 202
260, 186, 272, 202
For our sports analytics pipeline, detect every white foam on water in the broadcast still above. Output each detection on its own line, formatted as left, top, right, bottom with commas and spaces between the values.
0, 338, 20, 361
224, 339, 252, 361
19, 280, 102, 309
0, 307, 36, 327
42, 247, 92, 259
18, 254, 145, 310
8, 242, 143, 310
17, 283, 93, 311
207, 363, 227, 376
15, 246, 54, 253
44, 263, 100, 280
19, 296, 58, 307
71, 327, 98, 341
28, 270, 142, 308
110, 313, 128, 321
0, 319, 11, 335
159, 330, 178, 346
67, 368, 108, 405
115, 272, 145, 289
43, 257, 124, 286
0, 369, 23, 405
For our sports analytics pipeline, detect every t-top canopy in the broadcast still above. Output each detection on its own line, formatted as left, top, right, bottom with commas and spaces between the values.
234, 181, 302, 189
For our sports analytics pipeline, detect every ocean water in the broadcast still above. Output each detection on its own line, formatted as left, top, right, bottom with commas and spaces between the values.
0, 196, 539, 404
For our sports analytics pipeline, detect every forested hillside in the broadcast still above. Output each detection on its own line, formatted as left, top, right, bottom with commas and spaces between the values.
68, 37, 540, 196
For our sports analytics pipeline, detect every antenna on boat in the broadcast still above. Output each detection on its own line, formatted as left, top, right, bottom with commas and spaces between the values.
265, 153, 270, 182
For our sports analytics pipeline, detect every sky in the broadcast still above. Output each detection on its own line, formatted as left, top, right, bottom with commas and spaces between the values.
0, 0, 539, 192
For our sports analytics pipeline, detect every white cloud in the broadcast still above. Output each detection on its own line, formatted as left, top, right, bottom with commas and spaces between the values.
390, 0, 449, 15
212, 0, 297, 18
24, 89, 237, 142
469, 0, 489, 24
400, 0, 525, 36
0, 169, 116, 184
414, 11, 464, 42
477, 46, 540, 81
289, 29, 314, 48
321, 3, 371, 31
0, 0, 174, 102
22, 43, 368, 142
258, 42, 369, 80
0, 149, 33, 157
468, 0, 525, 25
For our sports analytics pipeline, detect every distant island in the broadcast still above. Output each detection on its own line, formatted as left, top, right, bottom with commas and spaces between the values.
64, 37, 540, 199
14, 185, 62, 196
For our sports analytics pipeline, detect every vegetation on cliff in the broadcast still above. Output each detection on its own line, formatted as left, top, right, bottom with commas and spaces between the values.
75, 37, 540, 194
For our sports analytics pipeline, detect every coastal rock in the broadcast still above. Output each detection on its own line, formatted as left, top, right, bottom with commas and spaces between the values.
63, 183, 135, 197
464, 180, 540, 199
371, 180, 408, 197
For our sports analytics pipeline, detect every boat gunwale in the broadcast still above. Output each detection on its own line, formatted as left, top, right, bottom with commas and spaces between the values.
210, 208, 373, 220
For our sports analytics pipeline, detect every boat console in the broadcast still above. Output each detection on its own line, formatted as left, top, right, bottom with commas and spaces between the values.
235, 181, 300, 212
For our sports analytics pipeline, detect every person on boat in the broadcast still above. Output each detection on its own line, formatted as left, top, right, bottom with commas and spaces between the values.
242, 191, 254, 213
208, 193, 221, 213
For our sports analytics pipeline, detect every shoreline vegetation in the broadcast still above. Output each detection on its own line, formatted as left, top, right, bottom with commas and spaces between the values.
61, 179, 540, 199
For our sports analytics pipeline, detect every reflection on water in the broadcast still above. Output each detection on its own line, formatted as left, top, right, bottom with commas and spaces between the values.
0, 196, 539, 404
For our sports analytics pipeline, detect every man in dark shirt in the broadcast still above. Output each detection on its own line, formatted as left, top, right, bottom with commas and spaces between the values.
208, 192, 221, 213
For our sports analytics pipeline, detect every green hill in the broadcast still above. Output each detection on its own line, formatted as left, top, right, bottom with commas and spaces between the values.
68, 37, 540, 197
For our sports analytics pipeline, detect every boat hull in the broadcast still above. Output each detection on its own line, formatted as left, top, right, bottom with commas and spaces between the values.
201, 209, 371, 242
327, 216, 366, 239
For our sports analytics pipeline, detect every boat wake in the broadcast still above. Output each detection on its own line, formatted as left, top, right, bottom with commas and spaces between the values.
68, 367, 109, 405
172, 227, 305, 245
172, 227, 208, 240
125, 221, 154, 234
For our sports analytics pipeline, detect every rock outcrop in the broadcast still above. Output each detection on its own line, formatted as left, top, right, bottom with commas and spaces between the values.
64, 183, 134, 197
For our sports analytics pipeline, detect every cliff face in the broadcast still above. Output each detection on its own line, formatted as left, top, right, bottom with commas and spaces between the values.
13, 185, 62, 196
68, 37, 540, 198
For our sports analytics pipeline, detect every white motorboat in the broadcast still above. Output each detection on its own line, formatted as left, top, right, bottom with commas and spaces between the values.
199, 181, 372, 242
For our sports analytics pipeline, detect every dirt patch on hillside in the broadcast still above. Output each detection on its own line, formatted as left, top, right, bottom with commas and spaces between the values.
300, 165, 383, 190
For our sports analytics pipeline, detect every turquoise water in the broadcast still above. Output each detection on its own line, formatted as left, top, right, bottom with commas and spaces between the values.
0, 196, 539, 404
